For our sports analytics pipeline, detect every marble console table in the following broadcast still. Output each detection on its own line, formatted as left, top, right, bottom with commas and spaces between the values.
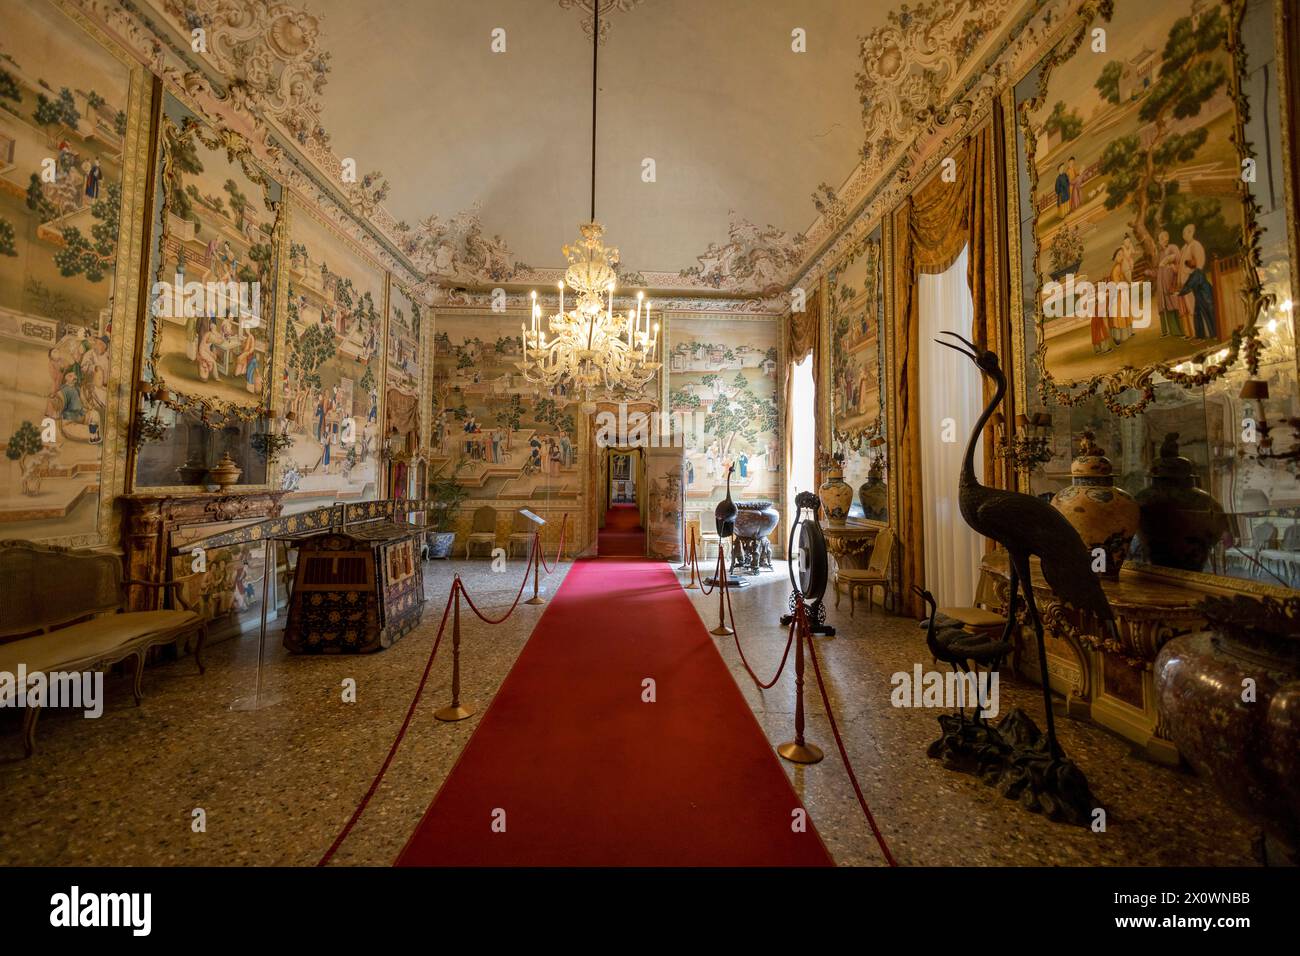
977, 550, 1207, 764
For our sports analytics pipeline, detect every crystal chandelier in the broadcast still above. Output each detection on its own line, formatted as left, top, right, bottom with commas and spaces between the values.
518, 2, 660, 414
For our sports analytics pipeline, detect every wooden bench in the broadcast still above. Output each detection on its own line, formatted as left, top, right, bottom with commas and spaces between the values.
0, 540, 206, 756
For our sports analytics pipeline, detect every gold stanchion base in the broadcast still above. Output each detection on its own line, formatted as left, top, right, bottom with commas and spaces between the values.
435, 703, 477, 722
777, 741, 824, 764
524, 595, 546, 605
683, 576, 699, 590
709, 623, 734, 636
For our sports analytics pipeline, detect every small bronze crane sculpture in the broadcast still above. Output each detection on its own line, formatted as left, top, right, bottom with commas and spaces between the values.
914, 586, 1012, 720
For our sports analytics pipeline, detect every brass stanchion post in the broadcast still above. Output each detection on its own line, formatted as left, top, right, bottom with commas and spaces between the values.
683, 534, 700, 590
525, 531, 546, 605
678, 522, 691, 570
778, 604, 824, 763
435, 580, 476, 722
709, 549, 734, 636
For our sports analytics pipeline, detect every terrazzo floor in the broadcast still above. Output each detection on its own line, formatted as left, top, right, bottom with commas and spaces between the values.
0, 556, 1258, 867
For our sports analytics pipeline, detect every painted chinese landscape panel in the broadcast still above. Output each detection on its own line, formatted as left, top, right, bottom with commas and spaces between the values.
1024, 0, 1253, 387
667, 316, 780, 514
279, 200, 385, 511
385, 280, 423, 451
431, 311, 579, 500
147, 102, 279, 415
0, 0, 137, 542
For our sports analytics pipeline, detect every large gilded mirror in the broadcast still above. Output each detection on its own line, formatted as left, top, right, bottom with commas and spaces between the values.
1013, 0, 1298, 589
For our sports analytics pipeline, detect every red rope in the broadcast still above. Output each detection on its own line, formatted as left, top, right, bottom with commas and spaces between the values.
722, 574, 795, 689
317, 580, 459, 866
537, 513, 569, 574
801, 609, 898, 867
695, 541, 720, 595
458, 532, 537, 625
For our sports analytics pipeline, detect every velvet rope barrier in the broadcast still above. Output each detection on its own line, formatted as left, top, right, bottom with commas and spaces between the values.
801, 606, 898, 867
458, 532, 540, 625
693, 540, 720, 596
317, 581, 459, 866
536, 513, 569, 574
721, 573, 795, 690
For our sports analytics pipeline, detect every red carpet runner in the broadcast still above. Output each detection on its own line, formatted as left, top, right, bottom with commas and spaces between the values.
597, 503, 644, 556
396, 557, 833, 866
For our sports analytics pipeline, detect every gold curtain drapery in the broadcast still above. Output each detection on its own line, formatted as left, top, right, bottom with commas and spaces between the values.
892, 115, 1009, 615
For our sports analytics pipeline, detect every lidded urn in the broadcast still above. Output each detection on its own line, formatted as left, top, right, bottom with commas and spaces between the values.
818, 453, 852, 527
1050, 430, 1139, 578
1134, 432, 1227, 572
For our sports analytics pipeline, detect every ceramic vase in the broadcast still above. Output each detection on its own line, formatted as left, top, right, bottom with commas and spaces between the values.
207, 452, 242, 491
819, 462, 852, 527
176, 451, 207, 486
1154, 596, 1300, 862
1050, 432, 1138, 579
1135, 432, 1226, 572
857, 460, 888, 523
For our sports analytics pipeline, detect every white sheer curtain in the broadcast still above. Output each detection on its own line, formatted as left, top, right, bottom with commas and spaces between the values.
918, 245, 984, 606
787, 353, 815, 509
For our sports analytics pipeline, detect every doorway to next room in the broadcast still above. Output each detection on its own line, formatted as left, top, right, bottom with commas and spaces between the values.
599, 446, 645, 556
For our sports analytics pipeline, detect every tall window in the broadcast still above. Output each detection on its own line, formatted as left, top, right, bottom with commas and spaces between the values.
919, 246, 984, 606
788, 353, 816, 513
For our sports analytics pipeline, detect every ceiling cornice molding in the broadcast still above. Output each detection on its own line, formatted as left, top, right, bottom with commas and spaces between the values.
77, 0, 431, 297
74, 0, 1073, 308
789, 0, 1072, 294
432, 287, 787, 317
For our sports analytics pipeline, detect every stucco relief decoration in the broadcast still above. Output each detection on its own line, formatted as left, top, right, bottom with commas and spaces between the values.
348, 170, 390, 218
163, 0, 332, 148
855, 0, 1016, 166
407, 203, 528, 284
679, 213, 805, 298
557, 0, 646, 43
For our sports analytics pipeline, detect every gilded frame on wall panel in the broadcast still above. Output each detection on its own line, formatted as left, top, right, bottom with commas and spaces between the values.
881, 215, 900, 533
0, 0, 153, 549
144, 108, 285, 425
825, 218, 889, 526
279, 190, 387, 512
1018, 0, 1269, 417
384, 276, 427, 463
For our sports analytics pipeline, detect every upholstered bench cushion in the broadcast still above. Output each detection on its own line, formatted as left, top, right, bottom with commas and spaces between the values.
0, 610, 198, 677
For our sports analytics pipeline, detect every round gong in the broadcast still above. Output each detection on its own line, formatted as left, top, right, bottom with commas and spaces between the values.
787, 511, 828, 603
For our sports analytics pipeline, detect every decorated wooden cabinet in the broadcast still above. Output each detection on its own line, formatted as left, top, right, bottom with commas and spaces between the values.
283, 521, 424, 653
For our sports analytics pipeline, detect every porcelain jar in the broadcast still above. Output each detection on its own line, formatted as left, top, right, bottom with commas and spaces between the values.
818, 460, 852, 527
1155, 595, 1300, 862
1050, 432, 1139, 578
1135, 432, 1227, 572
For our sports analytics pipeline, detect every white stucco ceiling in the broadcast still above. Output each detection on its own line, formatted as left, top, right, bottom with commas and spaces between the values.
310, 0, 882, 277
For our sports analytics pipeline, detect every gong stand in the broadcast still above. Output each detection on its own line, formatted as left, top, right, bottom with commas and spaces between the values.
780, 491, 835, 637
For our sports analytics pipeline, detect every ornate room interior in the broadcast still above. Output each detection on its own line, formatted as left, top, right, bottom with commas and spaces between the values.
1, 0, 1299, 889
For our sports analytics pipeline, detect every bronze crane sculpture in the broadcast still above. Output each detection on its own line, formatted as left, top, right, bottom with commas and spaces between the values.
936, 330, 1115, 758
914, 586, 1013, 721
706, 463, 745, 588
714, 463, 737, 537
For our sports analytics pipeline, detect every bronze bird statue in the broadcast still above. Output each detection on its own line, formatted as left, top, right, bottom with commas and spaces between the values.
935, 331, 1116, 759
915, 586, 1012, 721
714, 463, 737, 538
